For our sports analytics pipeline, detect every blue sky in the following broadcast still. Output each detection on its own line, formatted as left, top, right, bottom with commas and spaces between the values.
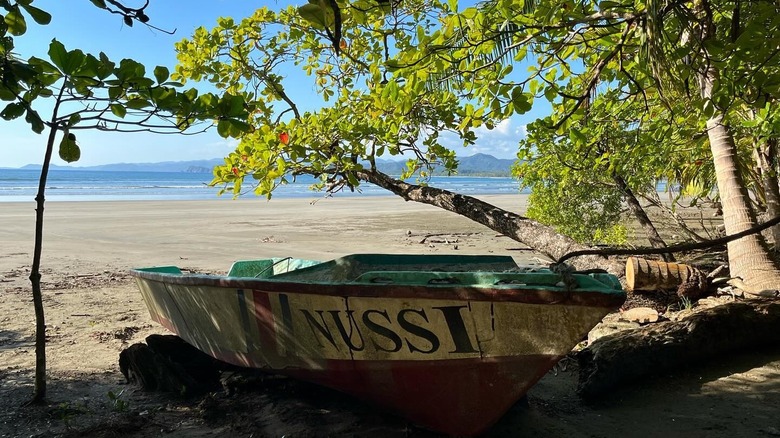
2, 0, 530, 168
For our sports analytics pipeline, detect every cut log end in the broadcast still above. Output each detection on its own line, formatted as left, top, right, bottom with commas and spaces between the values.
626, 257, 708, 299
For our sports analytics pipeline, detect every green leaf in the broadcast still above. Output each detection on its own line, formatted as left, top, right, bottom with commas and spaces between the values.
47, 39, 68, 72
217, 119, 230, 137
89, 0, 107, 8
6, 6, 27, 36
110, 104, 126, 118
0, 102, 25, 120
19, 3, 51, 25
0, 85, 16, 101
108, 86, 124, 101
569, 128, 587, 145
153, 66, 170, 84
116, 59, 146, 81
227, 119, 250, 136
298, 3, 331, 30
28, 56, 60, 75
96, 52, 115, 79
59, 133, 81, 163
511, 87, 532, 114
217, 16, 235, 28
67, 113, 81, 127
125, 98, 150, 109
7, 60, 38, 82
58, 48, 86, 76
598, 1, 622, 10
25, 109, 44, 133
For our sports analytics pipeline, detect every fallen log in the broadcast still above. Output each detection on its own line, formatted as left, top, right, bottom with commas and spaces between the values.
576, 299, 780, 399
625, 257, 704, 291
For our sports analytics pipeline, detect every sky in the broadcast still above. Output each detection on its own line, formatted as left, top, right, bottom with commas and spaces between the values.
1, 0, 533, 168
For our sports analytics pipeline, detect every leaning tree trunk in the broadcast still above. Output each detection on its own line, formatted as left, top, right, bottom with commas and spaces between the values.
357, 170, 624, 275
696, 0, 780, 293
613, 175, 671, 258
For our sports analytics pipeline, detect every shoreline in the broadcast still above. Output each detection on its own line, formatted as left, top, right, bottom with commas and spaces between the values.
1, 194, 534, 282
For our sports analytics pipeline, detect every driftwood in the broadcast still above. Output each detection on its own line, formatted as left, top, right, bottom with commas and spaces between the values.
576, 299, 780, 399
119, 334, 230, 396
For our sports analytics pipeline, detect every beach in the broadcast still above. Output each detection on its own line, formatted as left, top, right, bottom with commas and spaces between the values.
2, 195, 780, 437
1, 195, 534, 275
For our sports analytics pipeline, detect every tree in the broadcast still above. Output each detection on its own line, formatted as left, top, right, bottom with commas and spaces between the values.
388, 0, 780, 292
1, 0, 251, 402
173, 0, 619, 273
517, 86, 721, 252
175, 0, 780, 291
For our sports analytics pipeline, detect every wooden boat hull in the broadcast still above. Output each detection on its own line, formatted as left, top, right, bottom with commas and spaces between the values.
131, 254, 624, 435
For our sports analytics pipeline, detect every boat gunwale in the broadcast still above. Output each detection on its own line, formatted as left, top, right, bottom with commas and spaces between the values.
131, 269, 626, 309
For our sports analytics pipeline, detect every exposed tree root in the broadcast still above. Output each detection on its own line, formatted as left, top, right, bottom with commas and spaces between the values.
577, 299, 780, 399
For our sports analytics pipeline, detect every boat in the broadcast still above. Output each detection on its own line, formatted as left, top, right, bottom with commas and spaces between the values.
131, 254, 625, 435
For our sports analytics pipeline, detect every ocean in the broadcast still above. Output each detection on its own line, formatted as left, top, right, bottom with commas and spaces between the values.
0, 169, 524, 202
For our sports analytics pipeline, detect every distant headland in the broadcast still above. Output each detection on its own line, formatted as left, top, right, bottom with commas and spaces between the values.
11, 153, 516, 177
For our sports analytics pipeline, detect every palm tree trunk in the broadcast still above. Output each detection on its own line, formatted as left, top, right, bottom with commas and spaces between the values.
703, 112, 780, 291
695, 0, 780, 293
755, 138, 780, 247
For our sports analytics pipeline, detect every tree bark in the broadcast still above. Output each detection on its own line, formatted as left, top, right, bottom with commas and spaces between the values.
613, 175, 670, 258
357, 170, 624, 275
755, 138, 780, 246
696, 0, 780, 292
704, 113, 780, 290
636, 191, 709, 243
28, 123, 61, 404
577, 299, 780, 399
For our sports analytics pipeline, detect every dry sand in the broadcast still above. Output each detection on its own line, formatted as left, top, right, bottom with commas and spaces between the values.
1, 195, 779, 437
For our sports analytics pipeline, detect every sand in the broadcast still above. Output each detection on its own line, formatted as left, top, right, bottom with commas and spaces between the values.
1, 195, 779, 437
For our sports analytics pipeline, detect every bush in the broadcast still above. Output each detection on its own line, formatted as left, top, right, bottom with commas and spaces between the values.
526, 179, 627, 245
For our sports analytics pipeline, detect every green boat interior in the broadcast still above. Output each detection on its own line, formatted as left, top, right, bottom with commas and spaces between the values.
134, 254, 623, 292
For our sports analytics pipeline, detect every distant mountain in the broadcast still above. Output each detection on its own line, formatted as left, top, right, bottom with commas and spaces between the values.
20, 159, 223, 173
455, 153, 516, 176
373, 153, 515, 177
16, 153, 515, 176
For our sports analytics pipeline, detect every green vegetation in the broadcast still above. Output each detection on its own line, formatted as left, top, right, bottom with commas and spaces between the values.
107, 389, 129, 412
172, 0, 780, 290
1, 0, 251, 403
526, 179, 627, 246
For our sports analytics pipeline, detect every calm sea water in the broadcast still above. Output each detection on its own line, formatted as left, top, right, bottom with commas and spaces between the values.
0, 169, 524, 202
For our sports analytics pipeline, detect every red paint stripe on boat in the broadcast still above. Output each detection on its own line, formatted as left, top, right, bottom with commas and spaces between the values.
252, 290, 277, 352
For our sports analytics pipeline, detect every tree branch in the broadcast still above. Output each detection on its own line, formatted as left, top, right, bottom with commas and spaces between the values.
356, 169, 623, 274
